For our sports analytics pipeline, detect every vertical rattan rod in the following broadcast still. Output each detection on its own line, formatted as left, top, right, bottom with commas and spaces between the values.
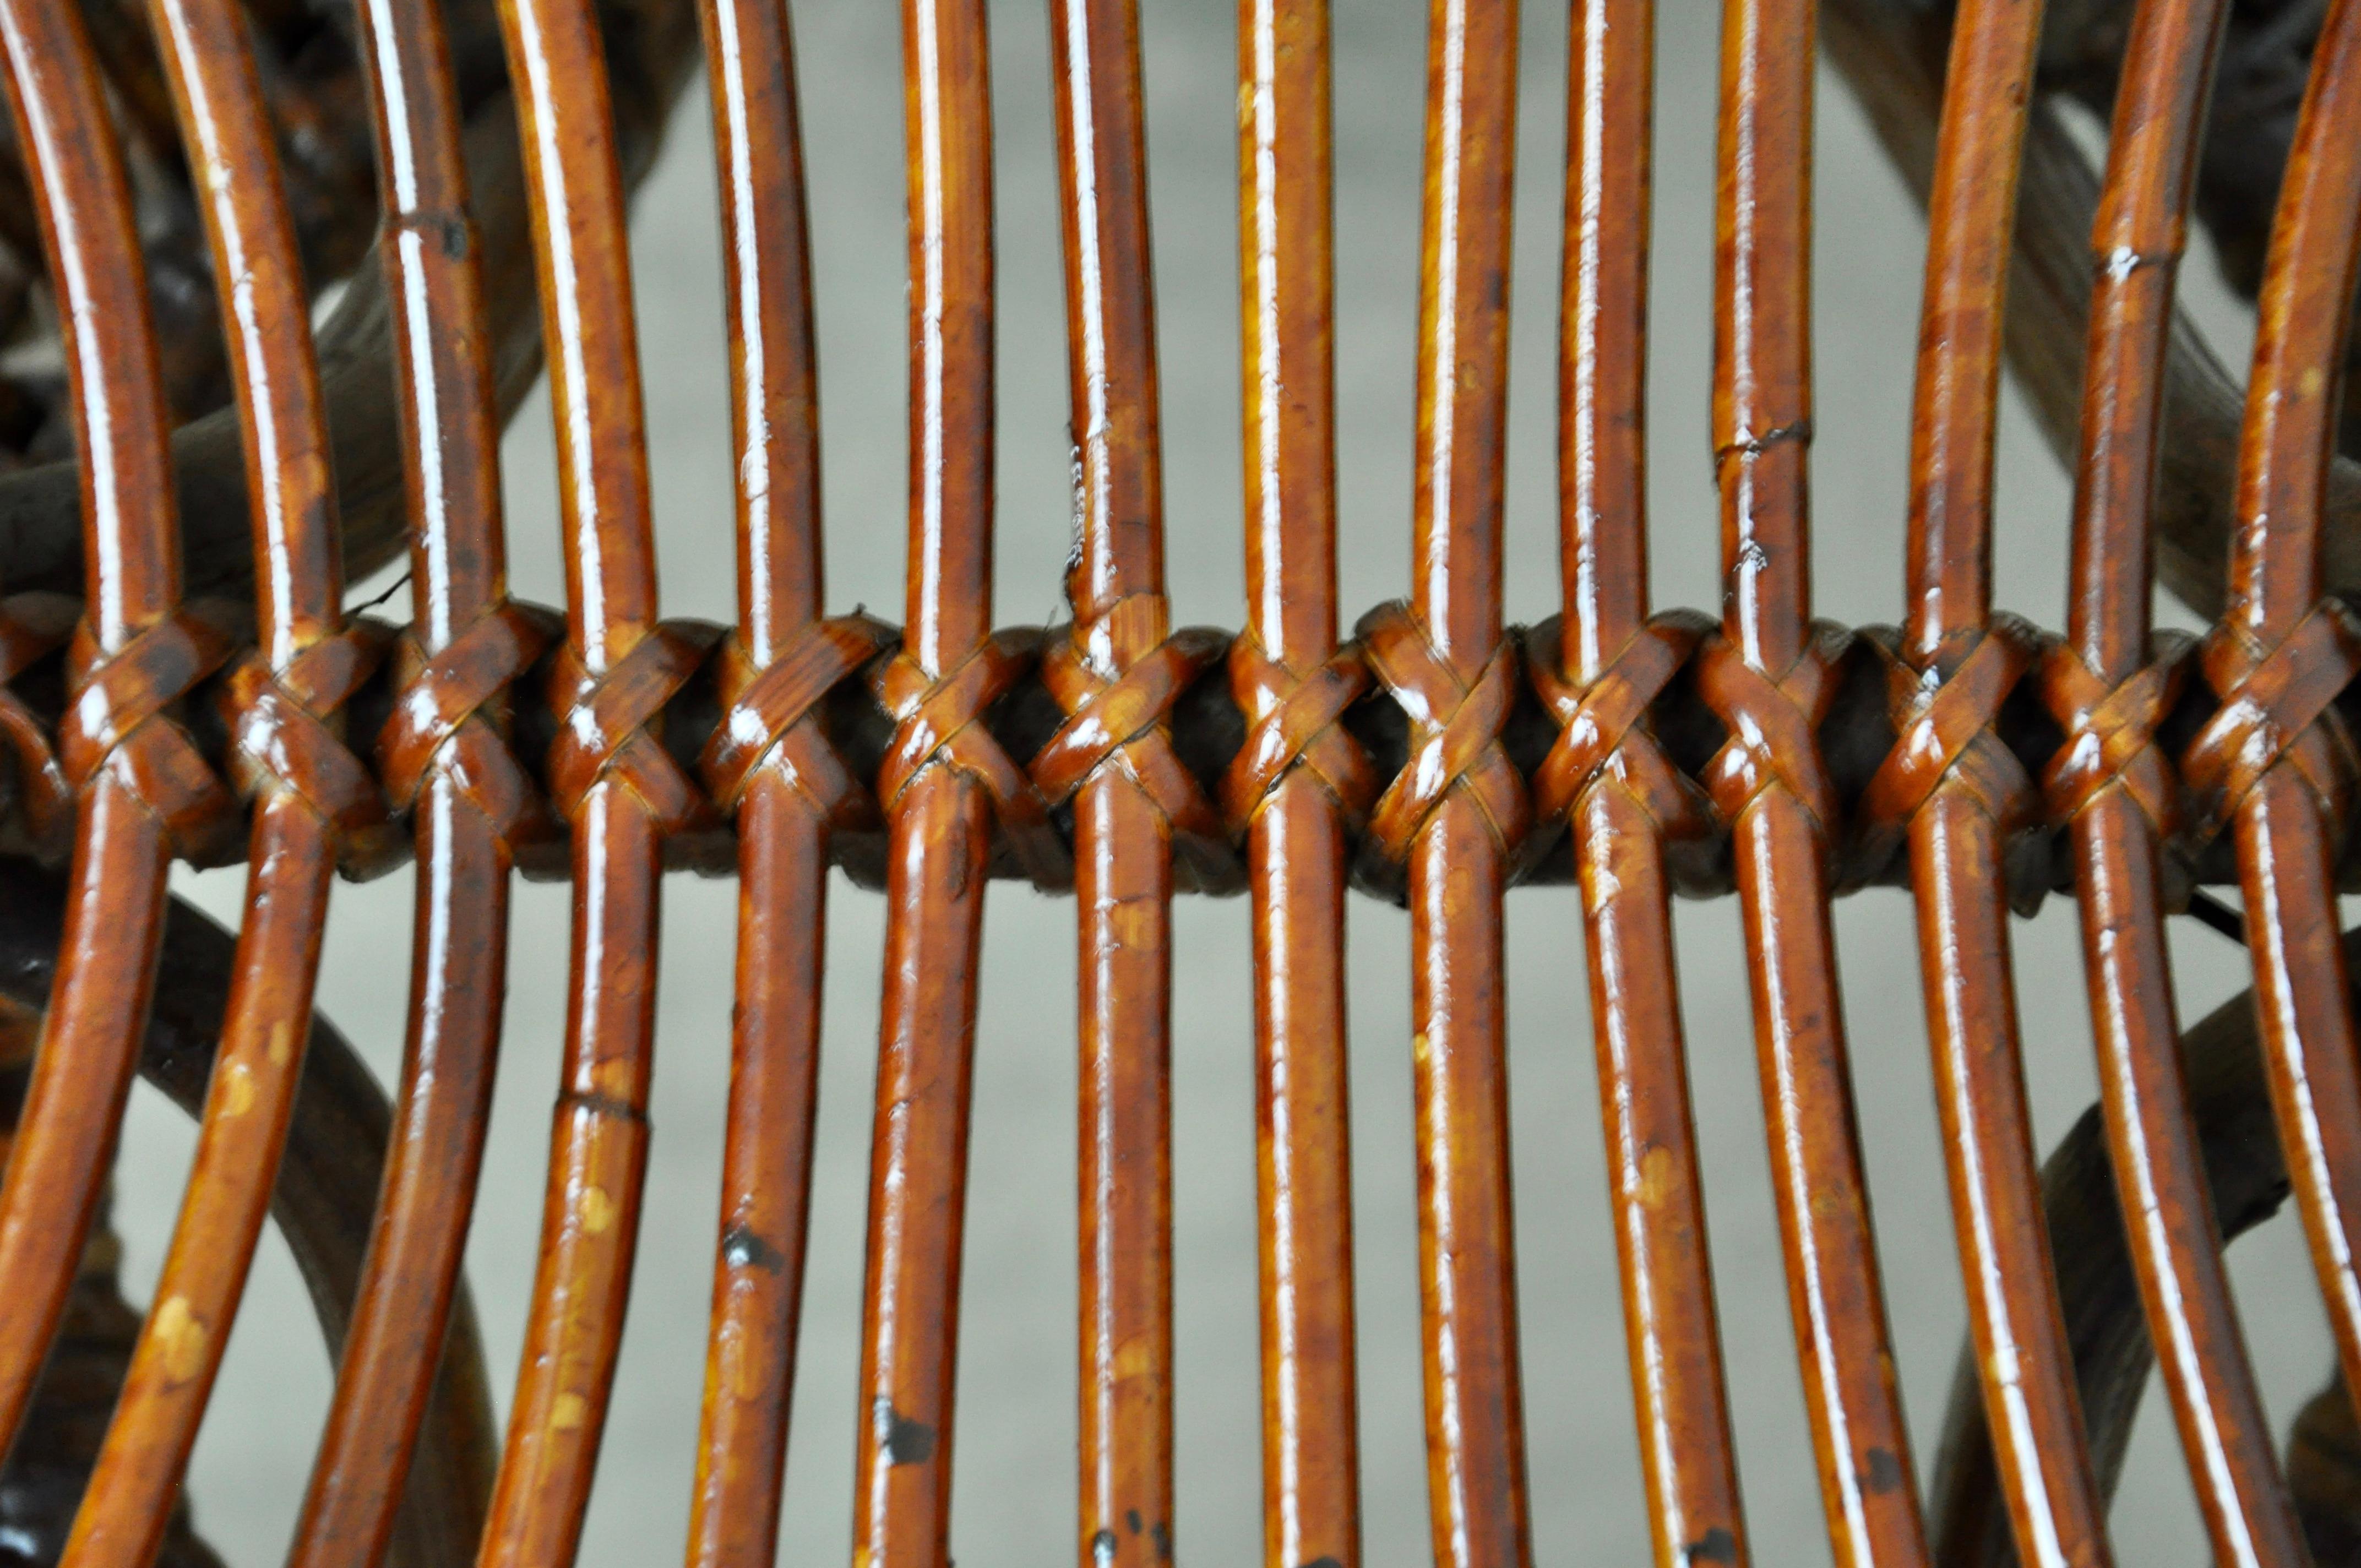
2052, 0, 2309, 1560
478, 0, 674, 1558
289, 0, 519, 1558
64, 0, 361, 1548
2210, 0, 2361, 1494
1236, 1, 1363, 1564
851, 0, 1003, 1560
1709, 2, 1929, 1564
0, 0, 214, 1471
683, 0, 843, 1558
1555, 2, 1749, 1562
1892, 0, 2114, 1562
1047, 3, 1182, 1561
1399, 2, 1532, 1563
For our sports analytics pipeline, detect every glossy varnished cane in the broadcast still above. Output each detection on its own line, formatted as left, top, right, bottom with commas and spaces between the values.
60, 0, 393, 1555
290, 0, 536, 1559
1355, 2, 1535, 1562
1043, 2, 1234, 1561
0, 0, 236, 1468
1545, 1, 1748, 1561
1704, 2, 1929, 1562
1233, 2, 1368, 1563
2191, 0, 2361, 1483
853, 1, 1048, 1560
2043, 0, 2310, 1559
477, 0, 696, 1558
1880, 0, 2114, 1561
686, 0, 893, 1554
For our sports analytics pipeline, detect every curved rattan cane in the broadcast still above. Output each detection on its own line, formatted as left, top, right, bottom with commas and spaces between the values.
1549, 3, 1745, 1563
1046, 4, 1195, 1559
1712, 4, 1929, 1564
2196, 0, 2361, 1501
1885, 0, 2113, 1562
2052, 2, 2311, 1561
1935, 928, 2343, 1566
60, 0, 380, 1559
1379, 7, 1535, 1563
0, 857, 497, 1568
848, 3, 1008, 1563
681, 0, 882, 1558
9, 1, 2361, 1565
474, 0, 683, 1561
289, 0, 535, 1561
0, 0, 234, 1482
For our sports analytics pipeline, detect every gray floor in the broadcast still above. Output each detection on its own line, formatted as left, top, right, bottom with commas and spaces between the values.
119, 1, 2333, 1562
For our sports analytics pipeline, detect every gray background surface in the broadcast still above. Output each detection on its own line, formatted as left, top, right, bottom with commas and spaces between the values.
114, 1, 2331, 1561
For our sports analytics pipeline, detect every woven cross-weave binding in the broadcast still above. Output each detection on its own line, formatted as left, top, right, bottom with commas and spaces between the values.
377, 601, 562, 851
699, 615, 895, 827
220, 619, 401, 874
1033, 600, 1235, 889
2036, 633, 2198, 837
0, 592, 2340, 903
545, 621, 723, 834
58, 607, 244, 864
1222, 635, 1375, 836
1867, 623, 2040, 823
1525, 611, 1716, 845
2186, 602, 2361, 839
1691, 622, 1853, 839
871, 628, 1068, 886
1355, 599, 1531, 864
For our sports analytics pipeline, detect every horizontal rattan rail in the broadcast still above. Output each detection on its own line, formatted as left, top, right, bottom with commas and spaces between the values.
0, 590, 2323, 906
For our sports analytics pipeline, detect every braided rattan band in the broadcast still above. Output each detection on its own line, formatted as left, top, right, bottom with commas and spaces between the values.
0, 595, 2333, 903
